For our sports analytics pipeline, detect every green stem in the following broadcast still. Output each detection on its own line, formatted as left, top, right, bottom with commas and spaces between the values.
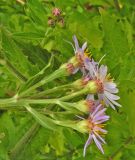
59, 88, 87, 101
29, 83, 74, 98
20, 98, 58, 105
19, 67, 67, 97
55, 120, 77, 130
0, 96, 17, 105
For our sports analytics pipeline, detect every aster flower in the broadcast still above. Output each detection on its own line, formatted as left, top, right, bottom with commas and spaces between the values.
86, 62, 121, 109
72, 35, 90, 75
83, 104, 109, 156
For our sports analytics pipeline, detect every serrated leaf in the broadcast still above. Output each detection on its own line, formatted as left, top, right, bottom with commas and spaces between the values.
1, 28, 38, 77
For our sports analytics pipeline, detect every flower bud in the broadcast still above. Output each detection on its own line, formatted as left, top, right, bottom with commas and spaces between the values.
75, 100, 95, 113
68, 56, 79, 68
52, 8, 61, 16
72, 76, 90, 90
59, 56, 79, 75
86, 81, 98, 94
75, 120, 89, 133
48, 17, 55, 27
60, 63, 75, 75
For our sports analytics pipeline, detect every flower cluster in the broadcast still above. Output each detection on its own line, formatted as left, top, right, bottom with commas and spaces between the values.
48, 8, 65, 27
67, 35, 121, 156
17, 34, 121, 157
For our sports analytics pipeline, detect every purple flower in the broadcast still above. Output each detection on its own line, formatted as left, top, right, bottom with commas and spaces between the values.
83, 104, 109, 156
86, 61, 121, 109
72, 35, 90, 75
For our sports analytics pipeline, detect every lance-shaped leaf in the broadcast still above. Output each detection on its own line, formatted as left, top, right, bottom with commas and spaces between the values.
25, 105, 58, 131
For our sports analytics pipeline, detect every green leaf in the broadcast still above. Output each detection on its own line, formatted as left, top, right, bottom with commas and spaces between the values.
100, 9, 130, 69
1, 28, 38, 77
13, 32, 45, 40
25, 105, 58, 131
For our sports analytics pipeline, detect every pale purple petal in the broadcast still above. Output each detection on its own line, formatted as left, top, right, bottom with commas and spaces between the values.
104, 91, 120, 100
103, 96, 116, 110
92, 134, 104, 154
108, 99, 121, 107
73, 35, 79, 52
95, 118, 110, 124
94, 132, 106, 144
91, 104, 102, 118
104, 82, 117, 89
95, 126, 108, 134
82, 42, 87, 52
92, 108, 107, 120
94, 115, 110, 122
99, 65, 107, 80
83, 134, 92, 157
105, 87, 118, 94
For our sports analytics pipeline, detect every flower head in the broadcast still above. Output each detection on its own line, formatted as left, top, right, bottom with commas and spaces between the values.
72, 35, 90, 75
52, 8, 61, 16
83, 104, 109, 156
86, 62, 121, 109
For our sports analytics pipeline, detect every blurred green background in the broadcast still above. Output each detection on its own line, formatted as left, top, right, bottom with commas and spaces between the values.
0, 0, 135, 160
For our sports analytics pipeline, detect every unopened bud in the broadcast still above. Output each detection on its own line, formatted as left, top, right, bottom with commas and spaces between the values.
76, 100, 95, 113
72, 76, 90, 90
68, 56, 79, 68
52, 8, 61, 16
86, 81, 98, 94
59, 63, 75, 75
48, 17, 55, 27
